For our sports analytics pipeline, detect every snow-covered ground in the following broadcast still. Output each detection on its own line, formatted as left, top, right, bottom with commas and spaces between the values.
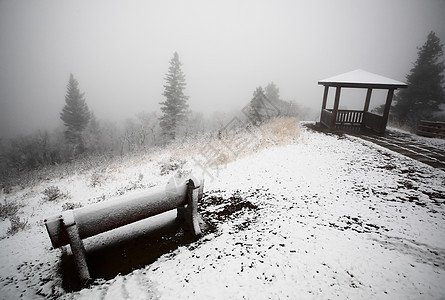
1, 123, 444, 299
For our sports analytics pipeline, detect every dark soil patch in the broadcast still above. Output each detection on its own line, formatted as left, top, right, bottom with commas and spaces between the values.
60, 189, 261, 292
329, 215, 388, 234
199, 190, 260, 235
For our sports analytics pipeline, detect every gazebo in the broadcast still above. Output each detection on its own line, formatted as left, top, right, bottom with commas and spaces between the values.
318, 69, 407, 133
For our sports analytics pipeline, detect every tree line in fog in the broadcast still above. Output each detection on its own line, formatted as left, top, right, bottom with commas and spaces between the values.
0, 52, 310, 184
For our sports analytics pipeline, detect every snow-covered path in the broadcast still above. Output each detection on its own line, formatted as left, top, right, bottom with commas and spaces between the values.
70, 128, 445, 299
1, 125, 444, 299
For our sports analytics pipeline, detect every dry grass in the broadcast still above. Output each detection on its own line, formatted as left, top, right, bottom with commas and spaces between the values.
255, 117, 301, 147
169, 117, 300, 168
0, 200, 21, 220
6, 215, 29, 236
41, 186, 70, 202
4, 118, 301, 190
387, 120, 416, 133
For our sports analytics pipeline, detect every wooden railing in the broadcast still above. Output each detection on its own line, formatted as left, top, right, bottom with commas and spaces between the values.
417, 120, 445, 139
320, 110, 385, 132
320, 109, 334, 128
363, 112, 384, 132
321, 109, 363, 128
336, 110, 363, 125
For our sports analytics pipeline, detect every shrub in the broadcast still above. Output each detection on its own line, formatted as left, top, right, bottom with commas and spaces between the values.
7, 215, 29, 235
176, 168, 191, 178
61, 202, 83, 211
90, 171, 103, 187
42, 186, 68, 202
0, 200, 20, 220
159, 157, 186, 175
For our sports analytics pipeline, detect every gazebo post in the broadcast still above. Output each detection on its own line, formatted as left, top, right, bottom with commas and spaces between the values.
363, 88, 372, 112
321, 86, 329, 110
320, 86, 329, 126
381, 88, 395, 132
331, 87, 341, 129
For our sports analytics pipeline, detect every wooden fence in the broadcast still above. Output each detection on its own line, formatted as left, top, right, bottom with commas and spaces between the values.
417, 120, 445, 139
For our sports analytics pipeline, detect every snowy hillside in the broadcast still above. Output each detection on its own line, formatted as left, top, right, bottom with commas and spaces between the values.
1, 120, 444, 299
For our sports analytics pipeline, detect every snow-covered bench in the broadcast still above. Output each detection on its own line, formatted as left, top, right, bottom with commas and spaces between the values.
44, 176, 203, 285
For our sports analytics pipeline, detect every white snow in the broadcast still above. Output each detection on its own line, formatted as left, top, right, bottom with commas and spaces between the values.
1, 124, 444, 299
319, 69, 407, 87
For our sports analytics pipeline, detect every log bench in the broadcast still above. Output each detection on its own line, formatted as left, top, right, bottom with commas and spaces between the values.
44, 176, 203, 285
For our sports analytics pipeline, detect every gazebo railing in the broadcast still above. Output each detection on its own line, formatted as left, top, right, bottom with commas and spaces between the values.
336, 110, 363, 125
321, 109, 363, 126
320, 109, 334, 128
320, 109, 384, 132
363, 112, 384, 132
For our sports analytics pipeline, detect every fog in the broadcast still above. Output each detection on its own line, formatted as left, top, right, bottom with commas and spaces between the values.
1, 0, 444, 139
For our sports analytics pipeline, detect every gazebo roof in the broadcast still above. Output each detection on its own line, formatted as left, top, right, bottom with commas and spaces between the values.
318, 69, 407, 89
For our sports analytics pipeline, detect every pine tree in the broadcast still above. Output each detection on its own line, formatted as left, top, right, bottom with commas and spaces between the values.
159, 52, 189, 141
263, 82, 295, 117
60, 73, 90, 154
264, 82, 280, 103
392, 31, 445, 128
83, 112, 102, 154
244, 85, 284, 125
246, 87, 269, 125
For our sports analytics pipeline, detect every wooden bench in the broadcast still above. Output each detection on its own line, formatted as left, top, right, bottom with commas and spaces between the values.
417, 120, 445, 139
44, 176, 203, 284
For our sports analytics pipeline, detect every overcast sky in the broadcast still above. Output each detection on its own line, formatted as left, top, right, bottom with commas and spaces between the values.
1, 0, 444, 139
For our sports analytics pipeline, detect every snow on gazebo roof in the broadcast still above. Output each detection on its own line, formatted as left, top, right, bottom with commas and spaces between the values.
318, 69, 407, 89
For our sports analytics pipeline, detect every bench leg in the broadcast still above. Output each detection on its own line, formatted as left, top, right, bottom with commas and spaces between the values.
62, 211, 91, 285
177, 179, 202, 236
